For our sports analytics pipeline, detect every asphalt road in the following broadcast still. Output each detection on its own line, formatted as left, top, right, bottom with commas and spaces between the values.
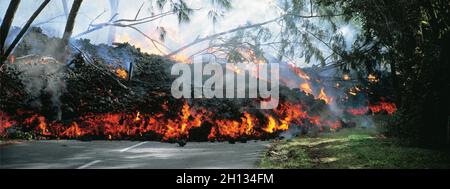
0, 140, 269, 169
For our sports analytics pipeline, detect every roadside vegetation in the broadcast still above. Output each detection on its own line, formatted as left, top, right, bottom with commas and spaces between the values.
260, 127, 450, 169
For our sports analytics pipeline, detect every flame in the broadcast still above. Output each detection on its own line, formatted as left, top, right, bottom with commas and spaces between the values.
0, 112, 15, 137
343, 74, 351, 81
347, 101, 397, 115
263, 115, 277, 133
22, 115, 51, 136
232, 65, 241, 74
289, 64, 311, 80
347, 107, 369, 115
368, 74, 380, 83
61, 122, 83, 138
335, 83, 341, 88
300, 82, 313, 96
0, 97, 395, 141
115, 33, 131, 43
236, 48, 266, 64
116, 68, 128, 79
349, 86, 361, 96
171, 54, 191, 64
369, 102, 397, 115
318, 88, 332, 104
242, 112, 254, 135
135, 112, 141, 121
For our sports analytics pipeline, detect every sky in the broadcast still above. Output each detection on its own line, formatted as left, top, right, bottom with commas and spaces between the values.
0, 0, 357, 67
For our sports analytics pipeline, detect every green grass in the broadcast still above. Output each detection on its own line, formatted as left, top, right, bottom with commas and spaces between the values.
260, 128, 450, 169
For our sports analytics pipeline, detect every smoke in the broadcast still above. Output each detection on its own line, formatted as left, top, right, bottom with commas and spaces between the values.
280, 124, 305, 139
0, 0, 279, 54
10, 55, 67, 120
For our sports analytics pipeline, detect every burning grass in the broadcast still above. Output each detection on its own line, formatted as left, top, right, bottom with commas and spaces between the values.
261, 127, 450, 169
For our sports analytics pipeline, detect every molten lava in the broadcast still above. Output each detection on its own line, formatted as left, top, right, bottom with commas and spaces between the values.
369, 102, 397, 115
0, 100, 349, 141
347, 101, 397, 115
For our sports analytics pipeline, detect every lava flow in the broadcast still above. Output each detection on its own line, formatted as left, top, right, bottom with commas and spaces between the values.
0, 55, 397, 142
347, 101, 397, 116
0, 99, 347, 141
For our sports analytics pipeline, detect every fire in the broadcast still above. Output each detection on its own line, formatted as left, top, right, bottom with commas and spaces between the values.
349, 86, 361, 96
349, 91, 358, 96
0, 112, 15, 137
115, 68, 128, 79
214, 112, 256, 139
343, 74, 351, 81
135, 112, 141, 121
262, 115, 277, 133
171, 54, 191, 64
61, 122, 83, 138
369, 102, 397, 115
232, 65, 242, 74
347, 101, 397, 115
347, 107, 369, 115
318, 88, 332, 104
300, 82, 313, 96
242, 112, 254, 135
236, 48, 266, 64
1, 96, 395, 141
368, 74, 380, 83
289, 64, 311, 80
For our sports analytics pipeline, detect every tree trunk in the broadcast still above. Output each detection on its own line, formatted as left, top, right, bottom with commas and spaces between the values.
107, 0, 119, 45
3, 0, 51, 61
59, 0, 83, 63
389, 55, 402, 106
0, 0, 21, 63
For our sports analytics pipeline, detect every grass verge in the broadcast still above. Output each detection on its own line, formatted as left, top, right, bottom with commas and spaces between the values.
260, 128, 450, 169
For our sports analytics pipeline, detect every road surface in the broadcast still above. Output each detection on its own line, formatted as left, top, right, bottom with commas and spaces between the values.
0, 140, 269, 169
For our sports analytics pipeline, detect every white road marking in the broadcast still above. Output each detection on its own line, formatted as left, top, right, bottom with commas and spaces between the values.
119, 142, 148, 153
76, 160, 102, 169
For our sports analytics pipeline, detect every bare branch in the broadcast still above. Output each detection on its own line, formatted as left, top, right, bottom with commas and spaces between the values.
134, 2, 145, 20
167, 16, 284, 57
88, 9, 108, 31
166, 12, 349, 57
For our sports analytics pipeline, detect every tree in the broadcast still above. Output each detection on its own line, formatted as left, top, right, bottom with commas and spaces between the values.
168, 0, 349, 64
318, 0, 450, 146
2, 0, 51, 63
107, 0, 119, 45
0, 0, 21, 64
59, 0, 83, 62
